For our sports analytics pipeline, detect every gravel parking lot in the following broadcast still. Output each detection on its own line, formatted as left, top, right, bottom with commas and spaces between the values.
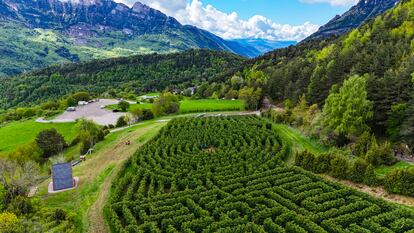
37, 99, 126, 126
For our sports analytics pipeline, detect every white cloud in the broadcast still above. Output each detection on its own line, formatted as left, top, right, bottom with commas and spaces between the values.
300, 0, 358, 7
114, 0, 319, 41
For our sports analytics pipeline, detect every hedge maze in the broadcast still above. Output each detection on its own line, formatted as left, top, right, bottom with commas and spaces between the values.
105, 116, 414, 232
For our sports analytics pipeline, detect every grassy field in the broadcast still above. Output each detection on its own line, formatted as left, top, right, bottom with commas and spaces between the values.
272, 124, 329, 163
106, 103, 153, 112
179, 99, 245, 113
0, 120, 77, 153
375, 161, 414, 177
37, 120, 168, 232
139, 92, 159, 97
107, 99, 245, 114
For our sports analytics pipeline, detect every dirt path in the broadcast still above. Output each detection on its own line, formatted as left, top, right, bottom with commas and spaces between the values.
322, 175, 414, 207
86, 122, 166, 233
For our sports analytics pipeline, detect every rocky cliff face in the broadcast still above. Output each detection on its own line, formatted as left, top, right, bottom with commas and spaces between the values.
0, 0, 260, 76
0, 0, 181, 36
305, 0, 399, 41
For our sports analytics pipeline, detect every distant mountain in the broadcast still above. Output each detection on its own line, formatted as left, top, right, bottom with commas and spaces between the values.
0, 0, 254, 76
305, 0, 399, 41
232, 39, 297, 55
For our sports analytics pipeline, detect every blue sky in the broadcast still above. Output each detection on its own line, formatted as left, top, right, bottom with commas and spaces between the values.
119, 0, 358, 41
200, 0, 351, 25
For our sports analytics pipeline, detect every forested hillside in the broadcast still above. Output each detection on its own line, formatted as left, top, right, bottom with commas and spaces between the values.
0, 50, 246, 109
244, 0, 414, 142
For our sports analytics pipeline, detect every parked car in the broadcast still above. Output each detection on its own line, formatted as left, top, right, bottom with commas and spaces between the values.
67, 107, 76, 112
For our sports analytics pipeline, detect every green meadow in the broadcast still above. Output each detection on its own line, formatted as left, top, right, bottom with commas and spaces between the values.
0, 120, 77, 153
107, 99, 245, 114
179, 99, 245, 113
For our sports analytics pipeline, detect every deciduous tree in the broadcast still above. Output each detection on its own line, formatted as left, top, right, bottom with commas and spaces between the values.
323, 75, 373, 138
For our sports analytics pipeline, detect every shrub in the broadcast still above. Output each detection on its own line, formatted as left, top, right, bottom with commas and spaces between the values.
116, 116, 128, 128
152, 92, 180, 116
384, 168, 414, 196
0, 212, 18, 233
354, 131, 371, 157
365, 137, 395, 166
329, 154, 349, 179
118, 101, 130, 112
35, 128, 67, 158
7, 196, 34, 216
142, 109, 154, 121
348, 159, 368, 183
363, 165, 380, 186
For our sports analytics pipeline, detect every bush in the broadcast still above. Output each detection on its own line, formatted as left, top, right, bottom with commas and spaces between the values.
7, 196, 34, 216
0, 184, 5, 211
354, 131, 371, 157
329, 154, 349, 179
365, 137, 395, 166
35, 128, 67, 158
116, 116, 128, 128
348, 159, 368, 183
384, 168, 414, 196
118, 101, 130, 112
0, 212, 18, 233
142, 109, 154, 121
363, 165, 380, 186
53, 208, 67, 222
152, 92, 180, 116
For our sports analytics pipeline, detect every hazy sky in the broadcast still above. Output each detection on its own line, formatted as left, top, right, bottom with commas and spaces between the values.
114, 0, 359, 41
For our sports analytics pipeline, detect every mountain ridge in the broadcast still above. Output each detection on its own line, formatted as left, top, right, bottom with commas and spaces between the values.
0, 0, 259, 76
305, 0, 399, 41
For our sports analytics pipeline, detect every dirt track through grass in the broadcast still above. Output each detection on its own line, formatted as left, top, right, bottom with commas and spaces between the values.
86, 122, 166, 233
37, 121, 166, 233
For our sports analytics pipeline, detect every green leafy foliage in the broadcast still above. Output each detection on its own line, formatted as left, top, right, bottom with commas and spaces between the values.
244, 0, 414, 144
105, 116, 414, 232
35, 128, 67, 159
322, 75, 373, 138
152, 93, 180, 116
75, 119, 106, 154
117, 101, 130, 112
384, 168, 414, 196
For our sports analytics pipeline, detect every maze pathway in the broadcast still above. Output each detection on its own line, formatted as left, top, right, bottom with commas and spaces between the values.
106, 116, 414, 233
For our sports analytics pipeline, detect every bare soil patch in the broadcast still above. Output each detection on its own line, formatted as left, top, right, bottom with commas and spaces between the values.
321, 174, 414, 207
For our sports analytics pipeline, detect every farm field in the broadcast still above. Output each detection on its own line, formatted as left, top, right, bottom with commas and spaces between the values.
106, 103, 153, 111
107, 99, 245, 114
179, 99, 245, 113
105, 116, 414, 232
0, 120, 77, 153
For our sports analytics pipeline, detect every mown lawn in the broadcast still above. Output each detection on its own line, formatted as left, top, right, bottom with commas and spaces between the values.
179, 99, 245, 113
106, 103, 153, 112
272, 124, 330, 164
0, 120, 77, 153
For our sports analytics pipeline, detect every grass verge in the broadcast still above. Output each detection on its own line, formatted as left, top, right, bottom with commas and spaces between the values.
0, 120, 77, 153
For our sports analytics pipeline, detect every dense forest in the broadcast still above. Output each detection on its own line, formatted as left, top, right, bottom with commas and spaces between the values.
228, 0, 414, 143
0, 49, 246, 109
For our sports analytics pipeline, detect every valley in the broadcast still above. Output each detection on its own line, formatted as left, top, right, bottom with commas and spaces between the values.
1, 0, 414, 232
